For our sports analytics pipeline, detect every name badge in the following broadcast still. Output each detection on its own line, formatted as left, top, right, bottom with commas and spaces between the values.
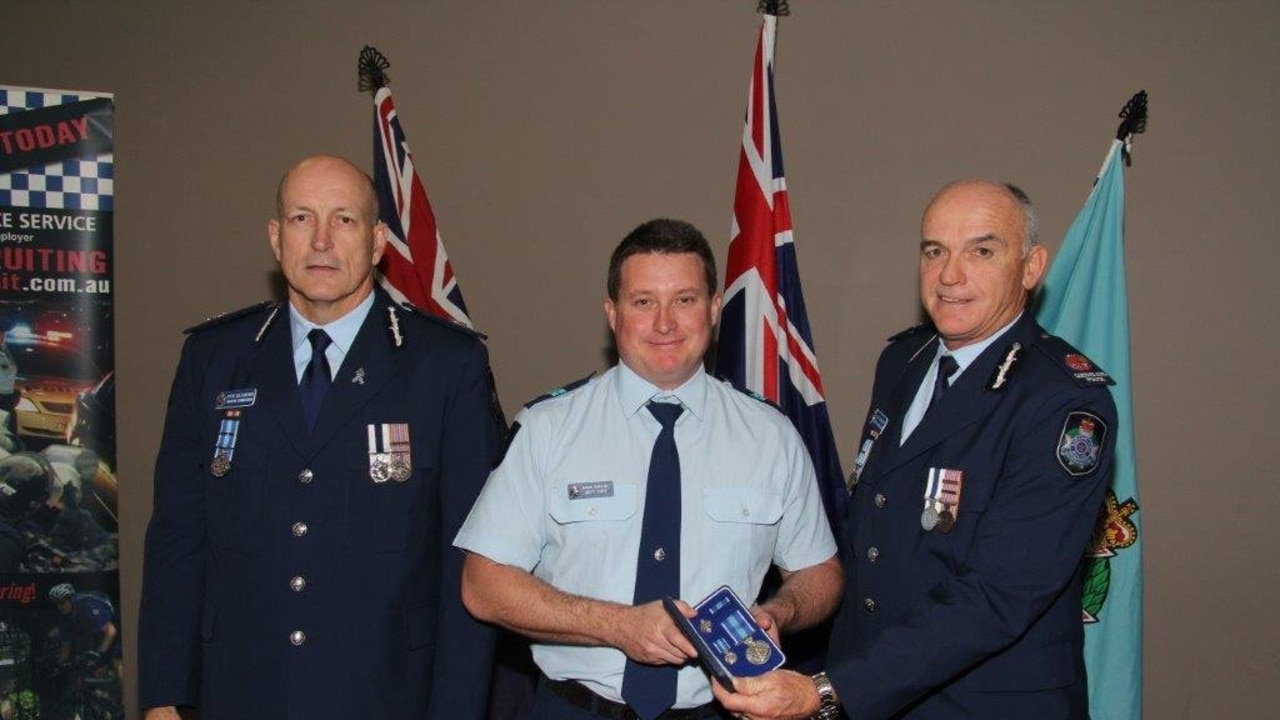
567, 481, 613, 500
215, 389, 258, 410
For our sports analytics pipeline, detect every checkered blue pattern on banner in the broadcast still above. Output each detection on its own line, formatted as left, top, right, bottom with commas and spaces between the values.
0, 86, 114, 211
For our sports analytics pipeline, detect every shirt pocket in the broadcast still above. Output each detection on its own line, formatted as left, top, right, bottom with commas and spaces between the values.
546, 483, 639, 566
344, 441, 434, 553
206, 441, 269, 552
701, 487, 783, 582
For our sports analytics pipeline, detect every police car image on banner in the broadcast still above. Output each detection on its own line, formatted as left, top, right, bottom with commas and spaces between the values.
664, 585, 784, 692
367, 423, 411, 483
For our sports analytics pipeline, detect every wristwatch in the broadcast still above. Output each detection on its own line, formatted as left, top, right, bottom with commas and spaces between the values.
810, 671, 840, 720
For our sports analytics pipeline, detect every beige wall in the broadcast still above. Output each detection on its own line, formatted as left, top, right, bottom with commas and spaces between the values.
9, 1, 1279, 717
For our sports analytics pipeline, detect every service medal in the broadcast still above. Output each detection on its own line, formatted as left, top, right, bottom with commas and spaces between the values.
699, 619, 713, 634
390, 456, 411, 483
936, 508, 957, 534
723, 651, 737, 665
210, 456, 231, 478
370, 457, 391, 483
744, 637, 772, 666
921, 505, 940, 531
209, 414, 241, 477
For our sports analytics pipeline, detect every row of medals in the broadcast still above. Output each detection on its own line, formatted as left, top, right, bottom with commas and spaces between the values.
699, 619, 772, 666
370, 452, 411, 483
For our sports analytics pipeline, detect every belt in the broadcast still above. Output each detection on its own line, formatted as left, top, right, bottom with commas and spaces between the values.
541, 677, 725, 720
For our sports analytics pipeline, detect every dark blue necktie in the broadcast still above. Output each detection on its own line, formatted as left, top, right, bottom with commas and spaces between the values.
621, 401, 684, 720
300, 329, 332, 431
929, 354, 958, 412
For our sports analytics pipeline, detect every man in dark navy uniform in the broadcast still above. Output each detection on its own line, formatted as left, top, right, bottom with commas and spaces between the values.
138, 155, 502, 720
716, 180, 1116, 719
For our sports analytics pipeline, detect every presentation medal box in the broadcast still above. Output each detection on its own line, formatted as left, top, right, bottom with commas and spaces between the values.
664, 585, 785, 692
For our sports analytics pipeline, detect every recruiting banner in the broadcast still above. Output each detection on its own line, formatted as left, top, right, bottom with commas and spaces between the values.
0, 85, 120, 720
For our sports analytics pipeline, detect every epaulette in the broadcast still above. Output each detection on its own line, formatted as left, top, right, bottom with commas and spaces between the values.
395, 302, 488, 341
887, 323, 930, 342
524, 373, 594, 409
717, 376, 784, 413
184, 301, 277, 335
1034, 333, 1115, 388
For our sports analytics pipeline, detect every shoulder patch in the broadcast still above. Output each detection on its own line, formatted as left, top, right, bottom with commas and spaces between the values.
524, 373, 594, 409
396, 302, 488, 341
1034, 333, 1114, 387
717, 377, 783, 412
1057, 410, 1108, 476
184, 301, 276, 335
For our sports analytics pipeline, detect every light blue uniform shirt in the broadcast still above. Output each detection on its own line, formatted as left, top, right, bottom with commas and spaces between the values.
287, 291, 375, 382
455, 362, 837, 708
900, 313, 1023, 443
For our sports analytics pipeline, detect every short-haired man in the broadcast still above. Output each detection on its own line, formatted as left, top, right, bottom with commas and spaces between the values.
456, 218, 843, 720
716, 180, 1117, 719
139, 155, 502, 719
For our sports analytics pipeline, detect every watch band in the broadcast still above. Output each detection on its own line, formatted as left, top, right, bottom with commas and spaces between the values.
811, 671, 840, 720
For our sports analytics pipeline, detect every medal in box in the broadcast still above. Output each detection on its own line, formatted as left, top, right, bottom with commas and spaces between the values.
663, 585, 785, 692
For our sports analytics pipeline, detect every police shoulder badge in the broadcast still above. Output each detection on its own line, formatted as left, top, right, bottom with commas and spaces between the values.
1057, 411, 1108, 476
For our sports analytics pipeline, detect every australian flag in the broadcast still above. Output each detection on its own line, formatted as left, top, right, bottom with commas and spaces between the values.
371, 86, 473, 327
715, 14, 847, 535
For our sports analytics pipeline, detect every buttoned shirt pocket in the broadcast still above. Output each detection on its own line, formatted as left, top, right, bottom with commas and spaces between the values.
702, 488, 783, 579
206, 441, 269, 552
344, 440, 433, 553
546, 483, 638, 563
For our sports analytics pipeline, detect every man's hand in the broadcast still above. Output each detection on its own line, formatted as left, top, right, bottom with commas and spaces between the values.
749, 604, 782, 646
712, 669, 823, 720
610, 599, 698, 666
143, 707, 182, 720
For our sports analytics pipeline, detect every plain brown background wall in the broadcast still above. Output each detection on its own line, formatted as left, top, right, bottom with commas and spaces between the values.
8, 1, 1279, 717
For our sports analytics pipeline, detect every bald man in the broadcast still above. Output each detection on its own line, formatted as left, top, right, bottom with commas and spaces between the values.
139, 156, 503, 719
716, 181, 1116, 719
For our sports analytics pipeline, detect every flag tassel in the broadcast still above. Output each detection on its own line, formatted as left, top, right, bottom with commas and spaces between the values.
358, 45, 391, 93
1115, 90, 1148, 166
757, 1, 791, 17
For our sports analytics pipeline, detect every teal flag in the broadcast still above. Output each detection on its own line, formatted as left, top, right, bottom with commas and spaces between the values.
1037, 138, 1142, 720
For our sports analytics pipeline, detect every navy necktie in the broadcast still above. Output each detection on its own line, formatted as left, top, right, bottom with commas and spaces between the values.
300, 329, 332, 431
929, 354, 958, 412
621, 401, 684, 720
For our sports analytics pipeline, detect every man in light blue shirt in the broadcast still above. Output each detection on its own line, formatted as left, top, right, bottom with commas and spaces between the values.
456, 218, 842, 720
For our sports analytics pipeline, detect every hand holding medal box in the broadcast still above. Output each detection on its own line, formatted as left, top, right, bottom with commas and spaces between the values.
663, 585, 785, 693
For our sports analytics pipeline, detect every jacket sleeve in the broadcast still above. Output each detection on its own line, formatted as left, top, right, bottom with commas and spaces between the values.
138, 335, 209, 710
831, 386, 1115, 720
426, 339, 503, 719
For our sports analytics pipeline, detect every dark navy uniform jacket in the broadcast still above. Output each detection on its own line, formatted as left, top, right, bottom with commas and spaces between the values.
828, 314, 1116, 720
138, 289, 502, 720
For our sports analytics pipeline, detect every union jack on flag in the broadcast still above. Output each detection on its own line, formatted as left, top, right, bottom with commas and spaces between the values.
715, 13, 847, 534
371, 86, 473, 327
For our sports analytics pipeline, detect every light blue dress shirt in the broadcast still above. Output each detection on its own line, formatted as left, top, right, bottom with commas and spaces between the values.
455, 362, 837, 708
287, 291, 376, 383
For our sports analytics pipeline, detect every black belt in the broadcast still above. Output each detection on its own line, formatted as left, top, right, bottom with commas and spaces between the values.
541, 677, 726, 720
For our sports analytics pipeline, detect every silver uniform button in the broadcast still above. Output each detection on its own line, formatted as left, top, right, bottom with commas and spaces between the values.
298, 468, 314, 484
290, 630, 306, 646
290, 576, 306, 592
863, 597, 877, 613
291, 522, 308, 538
654, 548, 667, 562
867, 546, 880, 563
874, 493, 886, 508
